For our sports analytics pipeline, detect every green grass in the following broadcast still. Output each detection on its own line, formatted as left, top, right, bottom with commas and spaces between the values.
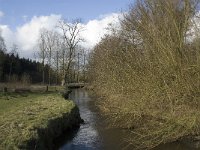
0, 92, 78, 149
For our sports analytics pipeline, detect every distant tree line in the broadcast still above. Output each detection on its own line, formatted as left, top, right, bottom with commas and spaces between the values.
0, 19, 88, 86
0, 32, 57, 84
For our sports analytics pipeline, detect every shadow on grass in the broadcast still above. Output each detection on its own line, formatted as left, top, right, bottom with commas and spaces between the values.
19, 106, 83, 150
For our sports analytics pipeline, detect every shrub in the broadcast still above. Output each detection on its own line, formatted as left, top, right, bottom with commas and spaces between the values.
89, 0, 200, 149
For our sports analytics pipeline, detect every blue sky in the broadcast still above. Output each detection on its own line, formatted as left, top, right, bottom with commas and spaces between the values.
0, 0, 133, 29
0, 0, 135, 58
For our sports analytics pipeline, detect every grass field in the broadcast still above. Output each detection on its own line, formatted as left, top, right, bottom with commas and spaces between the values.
0, 92, 81, 149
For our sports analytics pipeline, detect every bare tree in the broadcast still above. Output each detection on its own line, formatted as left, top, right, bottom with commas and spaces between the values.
59, 42, 66, 85
58, 19, 83, 85
52, 34, 62, 85
82, 48, 88, 83
38, 29, 47, 84
38, 29, 59, 85
74, 46, 87, 83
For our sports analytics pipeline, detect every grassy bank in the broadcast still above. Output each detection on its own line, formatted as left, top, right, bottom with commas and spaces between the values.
0, 92, 82, 149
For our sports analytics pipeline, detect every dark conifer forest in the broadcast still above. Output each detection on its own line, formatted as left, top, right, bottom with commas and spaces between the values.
0, 47, 55, 84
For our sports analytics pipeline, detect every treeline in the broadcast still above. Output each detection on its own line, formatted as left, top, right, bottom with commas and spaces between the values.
0, 19, 88, 86
37, 20, 88, 85
89, 0, 200, 149
0, 46, 56, 84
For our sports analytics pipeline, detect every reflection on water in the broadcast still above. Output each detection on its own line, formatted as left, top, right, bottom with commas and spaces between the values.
60, 89, 101, 150
59, 89, 196, 150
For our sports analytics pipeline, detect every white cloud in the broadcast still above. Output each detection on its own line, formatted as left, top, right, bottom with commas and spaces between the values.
0, 13, 121, 58
0, 25, 14, 50
81, 13, 121, 48
16, 14, 61, 53
0, 11, 4, 18
1, 14, 61, 58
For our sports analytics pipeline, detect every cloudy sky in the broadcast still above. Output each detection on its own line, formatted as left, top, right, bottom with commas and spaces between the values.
0, 0, 134, 58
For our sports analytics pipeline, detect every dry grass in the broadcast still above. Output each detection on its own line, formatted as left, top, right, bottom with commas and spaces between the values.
0, 83, 65, 93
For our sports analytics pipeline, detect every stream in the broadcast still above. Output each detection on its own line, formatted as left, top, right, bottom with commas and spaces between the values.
59, 88, 197, 150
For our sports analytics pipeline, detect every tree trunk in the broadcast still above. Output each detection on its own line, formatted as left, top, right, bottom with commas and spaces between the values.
56, 51, 59, 85
48, 68, 51, 86
45, 85, 48, 92
77, 52, 80, 83
42, 60, 45, 84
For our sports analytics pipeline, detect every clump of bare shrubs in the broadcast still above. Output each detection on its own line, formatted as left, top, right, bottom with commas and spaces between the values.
89, 0, 200, 149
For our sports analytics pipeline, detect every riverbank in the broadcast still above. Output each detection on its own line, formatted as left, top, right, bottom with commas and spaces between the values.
0, 92, 82, 149
86, 85, 200, 149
